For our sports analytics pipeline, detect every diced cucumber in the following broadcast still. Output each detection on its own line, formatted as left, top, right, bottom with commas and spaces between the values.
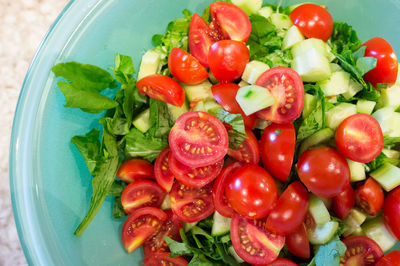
204, 100, 221, 112
362, 216, 397, 252
325, 103, 357, 130
356, 99, 376, 115
271, 13, 293, 31
352, 227, 364, 236
241, 60, 270, 84
238, 80, 250, 87
257, 6, 273, 19
302, 93, 317, 119
138, 49, 161, 80
342, 79, 363, 99
343, 209, 367, 237
372, 107, 400, 137
282, 25, 305, 50
182, 80, 214, 102
132, 109, 150, 133
377, 85, 400, 109
330, 63, 343, 72
291, 48, 331, 82
292, 38, 335, 62
299, 128, 334, 155
317, 71, 350, 97
347, 159, 366, 182
255, 119, 271, 130
308, 221, 339, 245
183, 222, 198, 232
327, 96, 337, 104
211, 212, 231, 236
192, 101, 205, 112
236, 85, 274, 115
231, 0, 262, 15
228, 246, 245, 263
160, 194, 171, 210
309, 194, 331, 226
209, 71, 218, 84
382, 148, 400, 159
167, 102, 189, 122
370, 163, 400, 192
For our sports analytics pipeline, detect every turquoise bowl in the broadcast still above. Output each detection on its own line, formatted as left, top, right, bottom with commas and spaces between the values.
10, 0, 400, 265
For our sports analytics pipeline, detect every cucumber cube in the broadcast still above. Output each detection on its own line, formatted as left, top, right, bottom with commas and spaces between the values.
182, 80, 213, 102
318, 71, 350, 97
356, 100, 376, 115
160, 194, 171, 210
231, 0, 262, 15
309, 194, 331, 226
271, 13, 293, 31
343, 209, 367, 237
330, 63, 343, 72
133, 109, 150, 133
346, 159, 366, 182
342, 78, 363, 99
370, 163, 400, 192
376, 85, 400, 109
362, 217, 397, 252
257, 6, 273, 19
167, 102, 189, 122
241, 60, 270, 84
282, 25, 305, 50
238, 80, 250, 87
302, 93, 317, 119
372, 107, 400, 137
138, 49, 161, 80
382, 148, 400, 159
308, 221, 339, 245
325, 103, 357, 130
211, 211, 231, 236
292, 38, 335, 62
236, 85, 274, 115
299, 128, 334, 155
292, 48, 331, 82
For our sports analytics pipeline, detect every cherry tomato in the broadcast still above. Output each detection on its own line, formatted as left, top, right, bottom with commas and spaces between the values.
168, 47, 208, 85
242, 111, 258, 129
285, 223, 310, 259
228, 128, 260, 164
255, 67, 304, 124
260, 123, 295, 182
376, 251, 400, 266
341, 235, 384, 265
168, 152, 223, 188
121, 180, 165, 214
289, 3, 333, 41
363, 37, 398, 88
137, 74, 185, 106
212, 161, 242, 218
355, 178, 384, 216
169, 111, 228, 167
267, 258, 298, 266
208, 40, 250, 82
154, 147, 174, 192
121, 207, 167, 253
142, 251, 188, 266
383, 186, 400, 240
169, 181, 214, 223
116, 159, 154, 183
231, 213, 285, 265
211, 82, 242, 114
225, 164, 278, 219
297, 146, 350, 198
266, 182, 309, 235
332, 185, 355, 219
335, 114, 383, 163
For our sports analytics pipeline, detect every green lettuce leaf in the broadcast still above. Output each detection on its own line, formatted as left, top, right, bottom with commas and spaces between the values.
125, 128, 168, 162
330, 22, 362, 53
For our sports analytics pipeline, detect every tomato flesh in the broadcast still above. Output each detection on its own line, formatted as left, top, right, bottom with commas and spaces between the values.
228, 128, 260, 164
383, 186, 400, 240
211, 82, 243, 114
285, 223, 310, 259
341, 235, 384, 265
355, 178, 384, 216
376, 251, 400, 266
267, 258, 298, 266
154, 147, 174, 192
142, 251, 188, 266
116, 159, 154, 183
332, 185, 355, 219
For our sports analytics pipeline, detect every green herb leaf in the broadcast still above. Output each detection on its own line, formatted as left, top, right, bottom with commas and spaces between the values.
71, 128, 101, 174
125, 128, 168, 162
107, 180, 125, 197
366, 152, 400, 172
112, 196, 127, 219
165, 236, 194, 257
384, 137, 400, 147
148, 98, 173, 139
314, 237, 347, 266
330, 22, 362, 53
356, 57, 377, 76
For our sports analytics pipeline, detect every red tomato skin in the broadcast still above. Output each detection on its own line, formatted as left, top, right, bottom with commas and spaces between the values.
335, 114, 384, 163
137, 74, 185, 106
376, 251, 400, 266
289, 3, 333, 41
383, 186, 400, 240
142, 251, 188, 266
211, 82, 243, 114
285, 223, 310, 259
363, 37, 398, 88
168, 47, 208, 85
267, 258, 298, 266
188, 14, 215, 68
355, 178, 384, 216
228, 128, 260, 164
117, 159, 154, 183
208, 40, 250, 82
154, 147, 174, 192
242, 111, 258, 129
332, 185, 355, 219
225, 164, 278, 219
297, 146, 350, 198
260, 123, 296, 182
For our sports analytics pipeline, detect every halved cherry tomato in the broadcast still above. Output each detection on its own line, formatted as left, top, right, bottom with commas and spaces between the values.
260, 123, 295, 182
208, 40, 250, 82
154, 147, 174, 192
383, 186, 400, 240
228, 128, 260, 164
242, 111, 258, 129
266, 182, 309, 235
255, 67, 304, 124
169, 181, 214, 223
116, 159, 154, 183
289, 3, 333, 41
332, 185, 355, 219
376, 250, 400, 266
341, 235, 384, 265
267, 258, 298, 266
211, 82, 242, 114
297, 146, 350, 198
212, 161, 242, 218
231, 213, 285, 265
355, 178, 384, 216
142, 251, 188, 266
363, 37, 398, 88
121, 207, 167, 253
168, 152, 223, 187
121, 180, 165, 214
168, 111, 228, 167
225, 164, 278, 219
137, 74, 185, 106
168, 47, 208, 85
285, 223, 310, 259
335, 114, 383, 163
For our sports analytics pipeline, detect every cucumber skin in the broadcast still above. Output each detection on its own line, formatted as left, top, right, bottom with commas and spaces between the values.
308, 194, 331, 226
370, 163, 400, 192
362, 216, 397, 252
307, 221, 339, 245
211, 212, 231, 236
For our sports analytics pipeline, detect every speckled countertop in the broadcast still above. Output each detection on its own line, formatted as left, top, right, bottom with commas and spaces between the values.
0, 0, 68, 265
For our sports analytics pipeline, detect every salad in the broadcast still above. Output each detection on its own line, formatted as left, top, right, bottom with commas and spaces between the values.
51, 0, 400, 265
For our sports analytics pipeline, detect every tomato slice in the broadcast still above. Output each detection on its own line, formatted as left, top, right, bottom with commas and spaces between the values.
332, 185, 355, 219
376, 251, 400, 266
136, 74, 185, 106
341, 235, 384, 265
168, 152, 223, 188
355, 178, 384, 216
260, 123, 295, 182
383, 186, 400, 240
168, 111, 229, 168
121, 180, 165, 214
169, 180, 214, 223
142, 251, 188, 266
242, 111, 258, 129
285, 223, 310, 259
228, 128, 260, 164
168, 47, 209, 85
116, 159, 154, 183
231, 213, 285, 265
255, 67, 304, 124
211, 82, 243, 114
154, 147, 174, 192
267, 258, 298, 266
335, 113, 383, 163
212, 161, 243, 218
121, 207, 167, 253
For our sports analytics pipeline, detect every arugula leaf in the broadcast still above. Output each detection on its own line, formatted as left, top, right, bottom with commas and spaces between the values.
112, 196, 127, 219
125, 128, 168, 162
330, 22, 362, 53
165, 236, 195, 257
71, 128, 101, 174
313, 237, 346, 266
365, 152, 400, 172
107, 180, 125, 197
148, 98, 173, 139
